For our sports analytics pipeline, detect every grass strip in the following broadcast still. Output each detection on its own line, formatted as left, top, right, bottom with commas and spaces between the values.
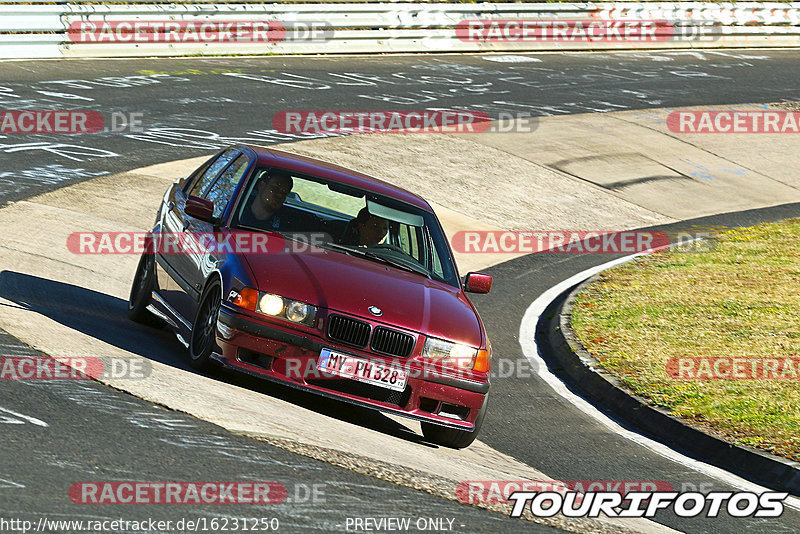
571, 219, 800, 461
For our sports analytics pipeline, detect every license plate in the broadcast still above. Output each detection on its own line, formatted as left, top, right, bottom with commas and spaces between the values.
317, 348, 407, 392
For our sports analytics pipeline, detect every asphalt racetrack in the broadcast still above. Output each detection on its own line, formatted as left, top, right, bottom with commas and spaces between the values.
2, 50, 800, 204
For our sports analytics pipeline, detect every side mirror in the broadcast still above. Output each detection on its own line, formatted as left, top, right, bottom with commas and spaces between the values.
185, 196, 215, 223
464, 272, 492, 294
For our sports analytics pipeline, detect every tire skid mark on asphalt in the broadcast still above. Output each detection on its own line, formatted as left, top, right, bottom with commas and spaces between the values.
14, 369, 327, 473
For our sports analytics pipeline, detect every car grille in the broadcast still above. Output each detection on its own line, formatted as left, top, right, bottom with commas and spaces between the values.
327, 314, 370, 348
370, 327, 415, 358
306, 379, 411, 407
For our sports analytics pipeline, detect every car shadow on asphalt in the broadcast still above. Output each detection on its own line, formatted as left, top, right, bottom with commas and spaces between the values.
0, 270, 436, 448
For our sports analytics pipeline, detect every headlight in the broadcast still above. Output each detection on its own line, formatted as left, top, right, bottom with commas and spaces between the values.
285, 301, 311, 323
421, 337, 478, 370
259, 293, 284, 316
229, 288, 317, 327
257, 293, 316, 326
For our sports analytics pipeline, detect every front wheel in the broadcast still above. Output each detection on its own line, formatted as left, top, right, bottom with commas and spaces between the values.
188, 282, 222, 372
128, 253, 162, 327
421, 395, 488, 449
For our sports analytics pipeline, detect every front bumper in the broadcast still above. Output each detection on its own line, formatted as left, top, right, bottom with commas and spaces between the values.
215, 306, 489, 431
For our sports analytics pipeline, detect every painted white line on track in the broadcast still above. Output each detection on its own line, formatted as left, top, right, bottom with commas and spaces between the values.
0, 405, 48, 427
518, 252, 800, 512
481, 55, 543, 63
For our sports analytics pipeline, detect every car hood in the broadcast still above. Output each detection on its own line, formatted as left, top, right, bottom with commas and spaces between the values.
242, 248, 483, 347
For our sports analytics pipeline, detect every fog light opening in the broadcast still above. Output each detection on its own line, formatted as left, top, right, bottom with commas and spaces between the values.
437, 403, 470, 421
419, 397, 440, 414
237, 348, 273, 371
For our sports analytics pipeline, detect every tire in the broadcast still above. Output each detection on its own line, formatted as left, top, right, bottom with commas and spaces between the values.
188, 282, 222, 372
421, 395, 488, 449
128, 253, 162, 327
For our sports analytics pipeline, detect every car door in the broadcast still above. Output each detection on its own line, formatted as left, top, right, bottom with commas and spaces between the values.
178, 152, 252, 322
157, 148, 239, 322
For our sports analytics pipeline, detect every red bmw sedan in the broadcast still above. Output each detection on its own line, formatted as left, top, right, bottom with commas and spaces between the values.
128, 144, 493, 448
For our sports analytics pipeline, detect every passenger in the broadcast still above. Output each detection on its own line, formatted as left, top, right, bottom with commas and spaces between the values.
340, 207, 389, 247
239, 170, 293, 230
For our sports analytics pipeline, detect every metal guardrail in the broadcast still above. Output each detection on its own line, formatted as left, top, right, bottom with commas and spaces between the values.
1, 2, 799, 58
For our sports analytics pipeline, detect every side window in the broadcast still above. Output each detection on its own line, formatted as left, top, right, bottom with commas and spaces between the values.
205, 154, 250, 218
187, 149, 238, 198
430, 234, 444, 279
399, 224, 418, 258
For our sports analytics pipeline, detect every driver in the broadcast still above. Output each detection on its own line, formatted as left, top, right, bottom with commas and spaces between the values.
340, 207, 389, 247
239, 170, 293, 230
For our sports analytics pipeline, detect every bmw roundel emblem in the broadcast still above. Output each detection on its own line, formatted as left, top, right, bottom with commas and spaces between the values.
368, 306, 382, 316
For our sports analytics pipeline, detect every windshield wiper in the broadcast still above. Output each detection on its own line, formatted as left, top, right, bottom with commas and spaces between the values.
323, 243, 431, 278
364, 251, 432, 279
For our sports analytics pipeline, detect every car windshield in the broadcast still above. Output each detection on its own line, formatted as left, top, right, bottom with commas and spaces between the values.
232, 167, 459, 287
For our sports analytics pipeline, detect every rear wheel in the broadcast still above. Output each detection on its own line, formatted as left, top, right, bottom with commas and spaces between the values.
128, 253, 162, 327
421, 395, 488, 449
188, 282, 222, 372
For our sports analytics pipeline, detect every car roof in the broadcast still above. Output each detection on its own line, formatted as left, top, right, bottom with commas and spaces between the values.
241, 144, 433, 212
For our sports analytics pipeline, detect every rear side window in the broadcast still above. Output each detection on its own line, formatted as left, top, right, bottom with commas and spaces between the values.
188, 148, 238, 197
398, 224, 419, 258
205, 154, 250, 218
